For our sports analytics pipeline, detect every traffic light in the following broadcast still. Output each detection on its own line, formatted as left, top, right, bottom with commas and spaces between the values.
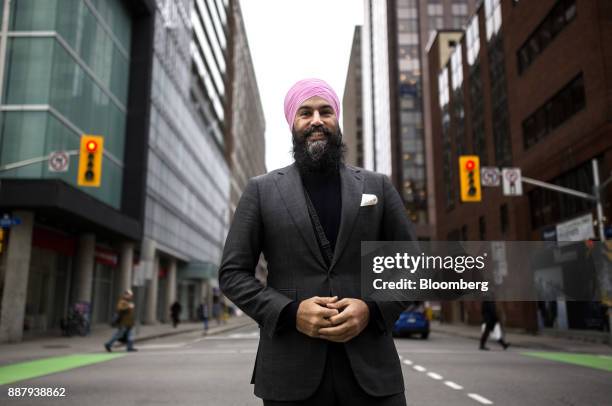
77, 135, 104, 187
459, 155, 481, 202
0, 228, 4, 254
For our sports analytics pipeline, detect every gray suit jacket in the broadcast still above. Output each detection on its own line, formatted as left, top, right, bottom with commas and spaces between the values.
219, 163, 415, 401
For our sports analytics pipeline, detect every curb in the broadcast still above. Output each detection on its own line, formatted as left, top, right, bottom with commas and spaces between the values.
431, 326, 611, 352
133, 318, 256, 343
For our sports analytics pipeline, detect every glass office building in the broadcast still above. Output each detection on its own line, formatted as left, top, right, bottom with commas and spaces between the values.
0, 0, 132, 208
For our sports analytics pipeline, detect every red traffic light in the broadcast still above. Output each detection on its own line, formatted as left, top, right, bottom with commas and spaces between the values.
465, 160, 475, 171
86, 140, 98, 152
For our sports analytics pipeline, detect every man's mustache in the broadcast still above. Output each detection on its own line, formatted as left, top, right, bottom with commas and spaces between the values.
303, 125, 332, 138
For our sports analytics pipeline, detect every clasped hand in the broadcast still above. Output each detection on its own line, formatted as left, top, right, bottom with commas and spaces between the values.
296, 296, 369, 343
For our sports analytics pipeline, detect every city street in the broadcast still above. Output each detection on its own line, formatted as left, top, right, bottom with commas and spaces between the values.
1, 321, 610, 406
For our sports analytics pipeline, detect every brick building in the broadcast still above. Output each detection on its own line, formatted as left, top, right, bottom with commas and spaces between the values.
427, 0, 612, 331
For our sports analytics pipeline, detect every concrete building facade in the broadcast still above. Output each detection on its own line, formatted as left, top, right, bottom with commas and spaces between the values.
0, 0, 267, 340
139, 0, 231, 324
343, 26, 365, 168
0, 0, 155, 342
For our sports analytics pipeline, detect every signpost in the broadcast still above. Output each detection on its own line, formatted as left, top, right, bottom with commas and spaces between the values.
481, 167, 501, 187
556, 213, 595, 242
502, 168, 522, 196
48, 151, 70, 173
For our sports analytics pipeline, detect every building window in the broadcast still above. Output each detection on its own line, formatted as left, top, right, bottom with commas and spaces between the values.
438, 67, 450, 107
488, 34, 512, 166
500, 204, 509, 234
451, 44, 463, 90
466, 15, 480, 65
522, 73, 585, 149
485, 0, 502, 40
452, 3, 468, 16
469, 63, 487, 165
428, 17, 445, 30
428, 4, 444, 16
528, 159, 594, 229
479, 216, 486, 240
461, 225, 468, 241
398, 8, 418, 19
517, 0, 576, 74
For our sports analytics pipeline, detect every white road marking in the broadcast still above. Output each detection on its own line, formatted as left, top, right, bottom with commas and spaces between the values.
468, 393, 493, 404
135, 343, 187, 349
427, 372, 443, 380
444, 381, 463, 390
402, 359, 413, 365
227, 332, 260, 339
204, 334, 259, 340
413, 365, 426, 372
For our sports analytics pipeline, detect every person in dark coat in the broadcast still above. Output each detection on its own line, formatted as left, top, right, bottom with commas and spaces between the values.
170, 301, 182, 328
480, 301, 510, 350
219, 78, 415, 405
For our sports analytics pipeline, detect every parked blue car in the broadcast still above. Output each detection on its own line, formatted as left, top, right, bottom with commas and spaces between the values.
393, 309, 430, 339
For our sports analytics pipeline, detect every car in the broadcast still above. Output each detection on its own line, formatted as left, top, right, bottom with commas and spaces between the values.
392, 308, 430, 339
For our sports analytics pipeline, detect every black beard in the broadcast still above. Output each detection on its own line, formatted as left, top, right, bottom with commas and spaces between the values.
292, 125, 346, 174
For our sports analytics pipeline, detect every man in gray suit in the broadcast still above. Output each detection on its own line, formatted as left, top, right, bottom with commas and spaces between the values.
219, 78, 414, 405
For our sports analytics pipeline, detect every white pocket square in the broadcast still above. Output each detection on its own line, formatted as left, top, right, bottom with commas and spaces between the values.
360, 194, 378, 207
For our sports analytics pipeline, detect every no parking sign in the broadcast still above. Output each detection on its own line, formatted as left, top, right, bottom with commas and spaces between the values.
502, 168, 522, 196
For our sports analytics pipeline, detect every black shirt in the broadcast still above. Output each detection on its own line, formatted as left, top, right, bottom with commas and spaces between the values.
277, 166, 383, 334
300, 169, 342, 253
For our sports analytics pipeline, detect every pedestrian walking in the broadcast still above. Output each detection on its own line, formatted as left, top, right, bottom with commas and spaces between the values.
219, 78, 415, 405
212, 295, 223, 326
479, 300, 510, 350
170, 301, 182, 328
104, 289, 137, 352
197, 301, 210, 332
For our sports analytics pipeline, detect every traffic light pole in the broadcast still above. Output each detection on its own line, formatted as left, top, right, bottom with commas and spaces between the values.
521, 159, 609, 242
521, 158, 611, 343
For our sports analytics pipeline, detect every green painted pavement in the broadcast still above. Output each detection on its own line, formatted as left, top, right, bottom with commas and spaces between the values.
0, 354, 125, 385
522, 352, 612, 372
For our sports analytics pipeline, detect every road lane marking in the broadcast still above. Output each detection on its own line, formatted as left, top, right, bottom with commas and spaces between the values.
444, 381, 463, 390
413, 365, 426, 372
0, 354, 124, 385
137, 343, 187, 349
402, 359, 413, 365
227, 332, 260, 339
427, 372, 443, 380
468, 393, 493, 404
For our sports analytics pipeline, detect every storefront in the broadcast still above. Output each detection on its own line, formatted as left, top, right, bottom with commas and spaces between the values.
23, 227, 74, 337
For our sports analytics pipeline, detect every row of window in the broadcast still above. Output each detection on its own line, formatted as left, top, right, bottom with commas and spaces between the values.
528, 159, 594, 229
522, 73, 585, 149
517, 0, 576, 74
446, 204, 509, 241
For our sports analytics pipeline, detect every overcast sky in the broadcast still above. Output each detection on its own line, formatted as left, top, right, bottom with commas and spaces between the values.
239, 0, 364, 171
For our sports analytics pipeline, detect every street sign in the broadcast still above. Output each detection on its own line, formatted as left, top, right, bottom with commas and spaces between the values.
481, 167, 501, 187
0, 214, 21, 228
556, 213, 595, 242
48, 151, 70, 172
502, 168, 523, 196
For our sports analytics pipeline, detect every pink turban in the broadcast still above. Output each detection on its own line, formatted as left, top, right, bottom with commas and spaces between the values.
284, 78, 341, 130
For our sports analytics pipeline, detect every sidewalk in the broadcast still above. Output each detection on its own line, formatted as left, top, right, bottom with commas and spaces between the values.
431, 321, 612, 354
0, 316, 256, 366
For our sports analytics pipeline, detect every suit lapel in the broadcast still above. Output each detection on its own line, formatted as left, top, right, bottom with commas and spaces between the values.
331, 165, 364, 269
274, 164, 327, 269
